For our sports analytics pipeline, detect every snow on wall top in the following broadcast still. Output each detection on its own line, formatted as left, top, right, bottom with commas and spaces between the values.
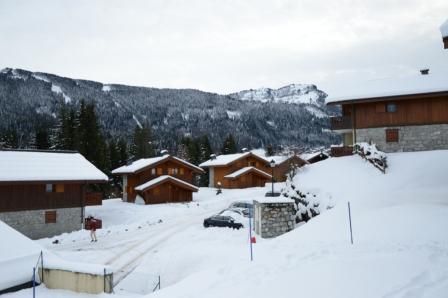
326, 71, 448, 104
135, 175, 198, 191
0, 151, 108, 182
224, 167, 272, 179
112, 155, 203, 174
441, 19, 448, 37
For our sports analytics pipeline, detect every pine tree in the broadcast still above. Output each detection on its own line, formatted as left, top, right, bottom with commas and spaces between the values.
198, 135, 213, 186
117, 138, 129, 166
34, 128, 51, 149
131, 123, 155, 159
221, 134, 238, 154
265, 144, 274, 156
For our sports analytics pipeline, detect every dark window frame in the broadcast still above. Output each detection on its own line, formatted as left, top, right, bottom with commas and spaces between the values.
386, 128, 399, 143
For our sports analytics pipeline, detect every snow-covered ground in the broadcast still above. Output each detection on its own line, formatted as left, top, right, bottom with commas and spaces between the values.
3, 150, 448, 298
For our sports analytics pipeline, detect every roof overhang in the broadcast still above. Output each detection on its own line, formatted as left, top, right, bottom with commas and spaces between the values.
326, 90, 448, 106
135, 176, 199, 192
113, 156, 204, 175
224, 167, 272, 180
0, 179, 108, 185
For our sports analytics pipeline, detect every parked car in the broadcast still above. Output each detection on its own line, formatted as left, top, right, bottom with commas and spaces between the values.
229, 201, 254, 217
203, 215, 244, 229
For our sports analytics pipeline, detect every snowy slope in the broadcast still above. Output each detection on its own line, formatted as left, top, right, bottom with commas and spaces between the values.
230, 83, 327, 106
5, 151, 448, 298
441, 19, 448, 37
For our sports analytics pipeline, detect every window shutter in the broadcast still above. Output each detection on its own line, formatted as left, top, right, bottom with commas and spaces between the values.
45, 210, 57, 223
386, 129, 399, 143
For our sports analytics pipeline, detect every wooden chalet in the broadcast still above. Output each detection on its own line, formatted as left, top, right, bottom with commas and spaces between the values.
0, 150, 108, 239
112, 154, 204, 204
199, 152, 307, 189
327, 71, 448, 154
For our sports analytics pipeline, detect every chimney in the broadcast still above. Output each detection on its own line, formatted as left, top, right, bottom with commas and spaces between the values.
241, 148, 248, 153
160, 149, 169, 156
210, 154, 216, 160
420, 69, 429, 75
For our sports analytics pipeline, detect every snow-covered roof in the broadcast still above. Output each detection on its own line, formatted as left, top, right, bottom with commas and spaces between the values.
134, 175, 198, 191
441, 19, 448, 38
326, 71, 448, 104
200, 151, 293, 168
199, 152, 251, 167
0, 151, 108, 182
301, 151, 329, 161
0, 220, 43, 291
112, 155, 203, 174
224, 167, 272, 179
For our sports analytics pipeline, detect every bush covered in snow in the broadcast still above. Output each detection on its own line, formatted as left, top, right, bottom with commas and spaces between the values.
281, 182, 323, 223
354, 142, 388, 173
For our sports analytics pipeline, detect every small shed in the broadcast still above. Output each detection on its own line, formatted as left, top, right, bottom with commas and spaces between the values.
254, 199, 295, 238
134, 175, 198, 204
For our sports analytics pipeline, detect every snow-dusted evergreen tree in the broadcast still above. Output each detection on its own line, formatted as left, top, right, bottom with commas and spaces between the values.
221, 134, 238, 154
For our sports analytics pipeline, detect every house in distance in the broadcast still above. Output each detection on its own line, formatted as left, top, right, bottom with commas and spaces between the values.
199, 151, 307, 189
327, 71, 448, 154
0, 150, 108, 239
112, 153, 204, 204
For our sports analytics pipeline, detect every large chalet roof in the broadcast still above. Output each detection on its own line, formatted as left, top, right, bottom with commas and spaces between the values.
112, 154, 203, 175
199, 151, 295, 168
326, 71, 448, 105
441, 19, 448, 38
134, 175, 198, 192
0, 150, 108, 183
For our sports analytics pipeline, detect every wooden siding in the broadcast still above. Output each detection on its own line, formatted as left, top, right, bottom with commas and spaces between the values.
212, 155, 306, 188
348, 96, 448, 129
85, 192, 103, 206
140, 181, 193, 204
226, 171, 270, 189
125, 160, 196, 202
0, 183, 83, 212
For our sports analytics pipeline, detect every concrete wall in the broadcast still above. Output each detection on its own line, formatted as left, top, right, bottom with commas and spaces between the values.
0, 207, 82, 239
356, 124, 448, 153
208, 168, 214, 188
40, 268, 113, 294
254, 201, 295, 238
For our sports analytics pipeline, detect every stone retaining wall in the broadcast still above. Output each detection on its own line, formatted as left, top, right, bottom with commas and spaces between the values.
254, 201, 295, 238
356, 124, 448, 153
0, 207, 82, 239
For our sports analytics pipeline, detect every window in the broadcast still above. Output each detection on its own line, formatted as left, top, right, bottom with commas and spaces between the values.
55, 184, 64, 193
151, 168, 156, 175
386, 103, 397, 113
386, 129, 399, 143
157, 168, 163, 175
46, 184, 53, 193
45, 210, 56, 223
249, 161, 256, 167
179, 168, 185, 175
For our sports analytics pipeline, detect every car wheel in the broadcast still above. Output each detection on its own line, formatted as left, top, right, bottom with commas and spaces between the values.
204, 223, 209, 228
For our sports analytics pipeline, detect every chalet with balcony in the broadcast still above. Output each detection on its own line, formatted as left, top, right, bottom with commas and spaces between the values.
199, 151, 307, 189
0, 150, 108, 239
327, 71, 448, 153
112, 154, 204, 204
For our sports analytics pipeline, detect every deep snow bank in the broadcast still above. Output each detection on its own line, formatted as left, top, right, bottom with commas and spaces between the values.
149, 150, 448, 298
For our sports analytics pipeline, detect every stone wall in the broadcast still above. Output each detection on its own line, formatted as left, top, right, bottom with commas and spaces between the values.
254, 201, 295, 238
0, 207, 83, 239
356, 124, 448, 153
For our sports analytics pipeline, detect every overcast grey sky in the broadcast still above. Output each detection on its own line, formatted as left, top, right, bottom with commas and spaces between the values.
0, 0, 447, 94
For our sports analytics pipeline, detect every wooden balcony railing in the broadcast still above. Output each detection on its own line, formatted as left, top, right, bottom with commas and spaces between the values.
331, 146, 354, 157
330, 116, 353, 130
